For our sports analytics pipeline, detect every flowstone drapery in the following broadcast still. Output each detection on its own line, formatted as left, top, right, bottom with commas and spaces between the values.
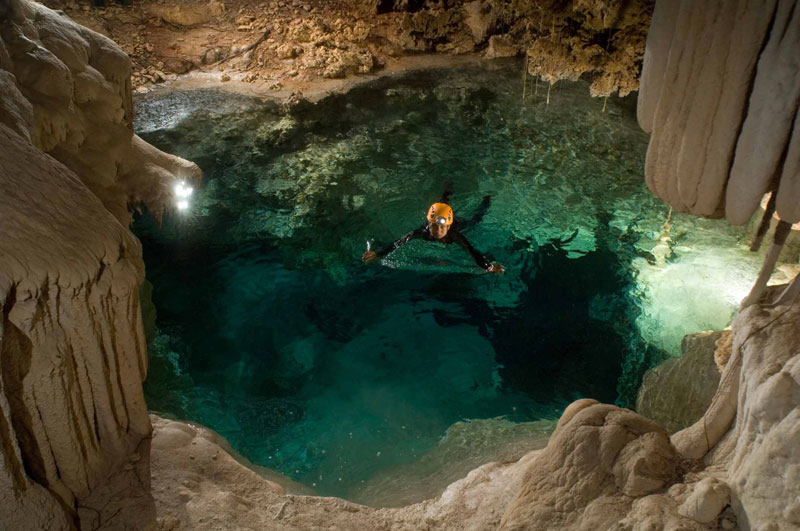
637, 0, 800, 306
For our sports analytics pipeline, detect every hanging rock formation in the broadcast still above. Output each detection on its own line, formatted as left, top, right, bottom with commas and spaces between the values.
378, 0, 655, 97
638, 0, 800, 225
0, 0, 201, 225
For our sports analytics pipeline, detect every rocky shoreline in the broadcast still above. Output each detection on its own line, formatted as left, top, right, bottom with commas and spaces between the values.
41, 0, 654, 99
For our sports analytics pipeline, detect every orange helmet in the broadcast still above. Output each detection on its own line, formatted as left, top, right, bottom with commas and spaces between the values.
427, 203, 454, 226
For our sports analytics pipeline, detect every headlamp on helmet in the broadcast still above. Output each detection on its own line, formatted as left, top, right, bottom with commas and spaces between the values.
427, 203, 454, 226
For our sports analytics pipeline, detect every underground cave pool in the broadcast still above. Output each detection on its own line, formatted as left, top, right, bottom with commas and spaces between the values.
132, 62, 764, 506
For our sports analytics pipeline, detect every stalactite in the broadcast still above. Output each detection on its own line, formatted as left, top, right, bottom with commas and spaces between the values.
750, 189, 778, 252
741, 220, 793, 308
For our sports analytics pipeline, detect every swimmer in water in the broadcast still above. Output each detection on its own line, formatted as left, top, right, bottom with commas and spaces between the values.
362, 184, 505, 274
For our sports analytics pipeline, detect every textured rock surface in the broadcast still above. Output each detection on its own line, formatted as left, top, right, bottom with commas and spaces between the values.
41, 0, 653, 98
669, 286, 800, 530
0, 0, 200, 224
726, 291, 800, 531
0, 123, 155, 530
383, 0, 654, 97
499, 400, 678, 530
636, 330, 723, 433
678, 477, 730, 524
638, 0, 800, 224
150, 415, 542, 531
1, 1, 201, 528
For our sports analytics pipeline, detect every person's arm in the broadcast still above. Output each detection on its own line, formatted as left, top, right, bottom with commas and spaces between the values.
363, 225, 425, 262
451, 230, 503, 273
376, 228, 422, 257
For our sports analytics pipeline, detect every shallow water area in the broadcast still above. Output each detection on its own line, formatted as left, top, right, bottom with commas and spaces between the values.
133, 62, 764, 505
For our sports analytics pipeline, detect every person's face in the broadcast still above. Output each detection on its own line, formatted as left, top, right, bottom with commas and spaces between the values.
429, 221, 449, 239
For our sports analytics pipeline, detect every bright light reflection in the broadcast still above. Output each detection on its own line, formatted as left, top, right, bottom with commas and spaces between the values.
174, 181, 193, 212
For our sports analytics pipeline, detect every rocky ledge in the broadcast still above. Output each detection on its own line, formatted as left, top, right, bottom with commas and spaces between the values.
147, 285, 800, 531
38, 0, 653, 98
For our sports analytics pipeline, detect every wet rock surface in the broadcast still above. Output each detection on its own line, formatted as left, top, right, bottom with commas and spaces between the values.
0, 1, 199, 528
636, 330, 724, 433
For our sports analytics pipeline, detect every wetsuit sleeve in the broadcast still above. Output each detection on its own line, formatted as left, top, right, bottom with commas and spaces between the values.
375, 226, 424, 258
451, 230, 492, 270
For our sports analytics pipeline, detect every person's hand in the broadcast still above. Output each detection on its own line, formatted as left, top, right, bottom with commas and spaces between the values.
362, 250, 378, 262
487, 263, 505, 274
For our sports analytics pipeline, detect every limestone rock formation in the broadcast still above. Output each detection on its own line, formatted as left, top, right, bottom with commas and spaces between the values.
380, 0, 654, 97
149, 415, 545, 531
636, 330, 723, 433
0, 0, 201, 225
678, 477, 730, 525
726, 290, 800, 530
1, 0, 201, 528
0, 123, 155, 530
638, 0, 800, 225
499, 399, 678, 530
671, 286, 800, 531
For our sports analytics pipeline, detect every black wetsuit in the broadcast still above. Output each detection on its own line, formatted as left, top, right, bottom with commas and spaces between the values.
375, 188, 493, 271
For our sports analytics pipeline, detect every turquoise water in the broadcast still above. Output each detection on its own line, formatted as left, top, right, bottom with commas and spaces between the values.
133, 63, 761, 503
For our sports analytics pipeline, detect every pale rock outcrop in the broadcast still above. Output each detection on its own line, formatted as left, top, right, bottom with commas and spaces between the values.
638, 0, 800, 225
498, 399, 677, 530
678, 477, 731, 524
636, 330, 723, 433
726, 291, 800, 530
0, 123, 154, 530
1, 0, 201, 528
612, 492, 711, 531
671, 287, 800, 530
0, 0, 201, 225
149, 415, 546, 531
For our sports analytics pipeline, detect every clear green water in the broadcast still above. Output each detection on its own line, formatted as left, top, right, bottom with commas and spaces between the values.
133, 62, 762, 504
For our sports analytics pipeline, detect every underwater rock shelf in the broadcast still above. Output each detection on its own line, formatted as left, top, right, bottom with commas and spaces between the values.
133, 63, 762, 504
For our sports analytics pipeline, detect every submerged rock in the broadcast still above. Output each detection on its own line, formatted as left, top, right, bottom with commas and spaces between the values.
636, 330, 723, 433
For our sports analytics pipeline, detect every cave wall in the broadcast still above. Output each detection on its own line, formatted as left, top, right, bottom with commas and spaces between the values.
638, 0, 800, 224
375, 0, 655, 97
0, 0, 201, 528
0, 0, 200, 225
0, 122, 154, 530
725, 290, 800, 530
